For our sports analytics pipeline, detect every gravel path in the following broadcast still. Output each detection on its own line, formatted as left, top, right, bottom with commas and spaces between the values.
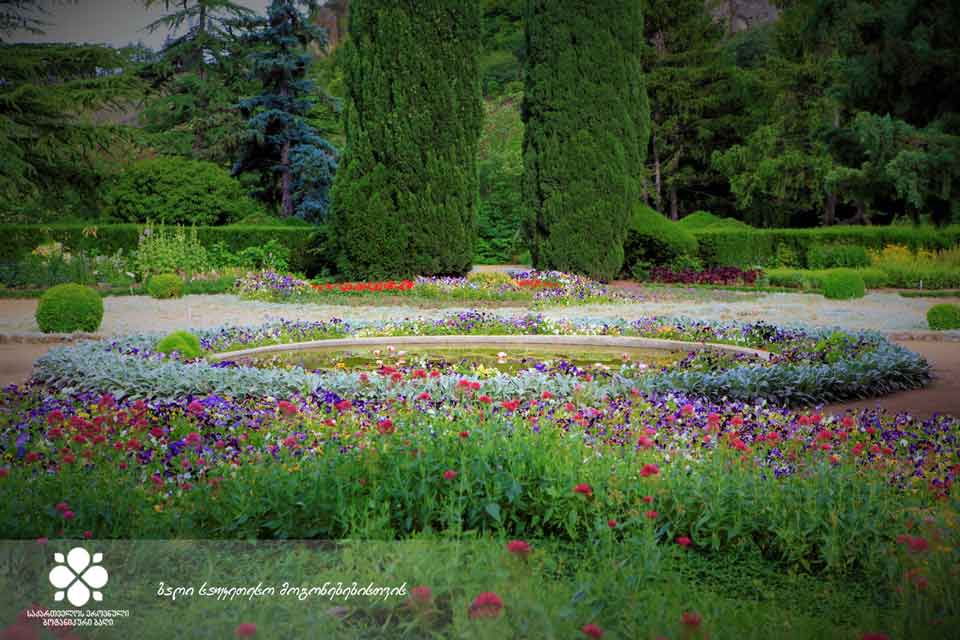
2, 290, 959, 336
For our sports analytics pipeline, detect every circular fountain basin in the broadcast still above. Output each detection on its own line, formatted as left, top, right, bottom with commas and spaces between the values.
210, 335, 770, 373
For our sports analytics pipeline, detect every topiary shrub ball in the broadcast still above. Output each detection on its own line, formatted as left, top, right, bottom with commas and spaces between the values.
821, 269, 866, 300
156, 330, 202, 359
147, 274, 184, 299
927, 304, 960, 330
35, 284, 104, 333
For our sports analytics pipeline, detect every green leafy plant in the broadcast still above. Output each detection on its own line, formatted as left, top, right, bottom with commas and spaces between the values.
147, 274, 184, 299
155, 330, 202, 359
104, 157, 264, 225
134, 225, 210, 280
821, 269, 866, 300
35, 284, 103, 333
927, 304, 960, 330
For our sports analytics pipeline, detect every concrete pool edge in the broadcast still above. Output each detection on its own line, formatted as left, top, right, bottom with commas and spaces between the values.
208, 334, 771, 362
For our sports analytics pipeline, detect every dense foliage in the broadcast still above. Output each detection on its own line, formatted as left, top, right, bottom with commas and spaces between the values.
331, 0, 483, 279
34, 283, 103, 333
104, 156, 264, 225
146, 273, 185, 299
926, 304, 960, 331
521, 0, 649, 281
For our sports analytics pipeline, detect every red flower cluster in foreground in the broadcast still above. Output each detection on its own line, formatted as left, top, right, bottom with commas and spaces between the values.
514, 278, 560, 289
313, 280, 415, 293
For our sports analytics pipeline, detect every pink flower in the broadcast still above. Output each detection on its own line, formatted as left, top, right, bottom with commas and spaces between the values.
186, 400, 204, 415
676, 536, 692, 547
36, 537, 48, 546
278, 400, 297, 416
644, 510, 659, 520
83, 531, 92, 539
573, 483, 593, 497
637, 436, 654, 449
55, 502, 69, 513
581, 623, 604, 638
468, 592, 503, 619
62, 510, 75, 521
639, 463, 659, 478
507, 540, 531, 557
681, 404, 694, 416
908, 536, 930, 553
234, 622, 257, 637
443, 470, 458, 481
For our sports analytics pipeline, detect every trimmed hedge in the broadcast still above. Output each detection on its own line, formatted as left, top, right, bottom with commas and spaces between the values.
0, 224, 322, 276
927, 304, 960, 330
677, 211, 750, 231
694, 226, 960, 268
807, 244, 870, 269
622, 204, 698, 275
35, 284, 103, 333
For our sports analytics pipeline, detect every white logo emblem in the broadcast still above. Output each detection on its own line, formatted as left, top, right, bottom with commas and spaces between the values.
49, 547, 108, 606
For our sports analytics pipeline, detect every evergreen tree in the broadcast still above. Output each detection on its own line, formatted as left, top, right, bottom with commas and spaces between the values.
521, 0, 649, 280
331, 0, 483, 279
0, 0, 48, 40
232, 0, 338, 221
0, 43, 141, 214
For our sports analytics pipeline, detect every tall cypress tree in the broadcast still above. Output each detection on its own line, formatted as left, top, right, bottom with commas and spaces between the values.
522, 1, 649, 280
331, 0, 483, 280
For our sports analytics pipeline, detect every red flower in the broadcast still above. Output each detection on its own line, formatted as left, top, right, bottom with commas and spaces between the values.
409, 585, 432, 607
25, 452, 39, 464
186, 400, 204, 415
645, 510, 659, 520
581, 623, 604, 638
607, 519, 617, 529
681, 611, 701, 627
417, 392, 432, 402
842, 415, 855, 428
478, 395, 493, 404
335, 399, 353, 412
55, 502, 69, 513
908, 536, 930, 553
573, 483, 593, 497
83, 531, 92, 539
377, 419, 395, 435
507, 540, 532, 557
443, 470, 458, 481
639, 463, 659, 478
234, 622, 257, 637
637, 436, 654, 449
642, 495, 654, 504
62, 510, 75, 521
459, 431, 470, 439
541, 391, 554, 400
0, 468, 8, 479
860, 634, 890, 640
500, 399, 520, 412
278, 400, 298, 416
468, 592, 503, 619
676, 536, 692, 547
681, 404, 694, 416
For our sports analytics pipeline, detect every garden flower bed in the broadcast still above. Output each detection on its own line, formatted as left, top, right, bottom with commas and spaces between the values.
236, 270, 636, 306
1, 312, 956, 639
31, 313, 930, 406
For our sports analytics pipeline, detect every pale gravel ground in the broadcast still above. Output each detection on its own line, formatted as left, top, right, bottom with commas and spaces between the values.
1, 290, 959, 336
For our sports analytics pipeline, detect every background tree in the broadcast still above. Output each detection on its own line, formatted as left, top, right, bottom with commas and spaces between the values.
0, 42, 142, 219
232, 0, 338, 221
522, 0, 649, 280
330, 0, 483, 279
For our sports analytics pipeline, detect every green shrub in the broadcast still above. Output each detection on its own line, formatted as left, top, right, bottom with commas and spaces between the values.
0, 225, 318, 276
147, 273, 184, 299
927, 304, 960, 330
765, 268, 811, 289
694, 225, 960, 269
623, 205, 698, 275
855, 267, 889, 288
821, 269, 866, 300
155, 330, 202, 359
808, 244, 871, 269
677, 211, 750, 231
135, 225, 209, 279
104, 157, 264, 225
35, 284, 103, 333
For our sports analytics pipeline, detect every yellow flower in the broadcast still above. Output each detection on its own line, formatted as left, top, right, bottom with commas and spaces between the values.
154, 503, 164, 513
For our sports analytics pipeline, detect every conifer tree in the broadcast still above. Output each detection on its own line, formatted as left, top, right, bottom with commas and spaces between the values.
232, 0, 338, 221
521, 0, 649, 280
331, 0, 483, 279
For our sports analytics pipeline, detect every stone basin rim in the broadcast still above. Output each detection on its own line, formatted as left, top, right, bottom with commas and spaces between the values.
209, 335, 771, 362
